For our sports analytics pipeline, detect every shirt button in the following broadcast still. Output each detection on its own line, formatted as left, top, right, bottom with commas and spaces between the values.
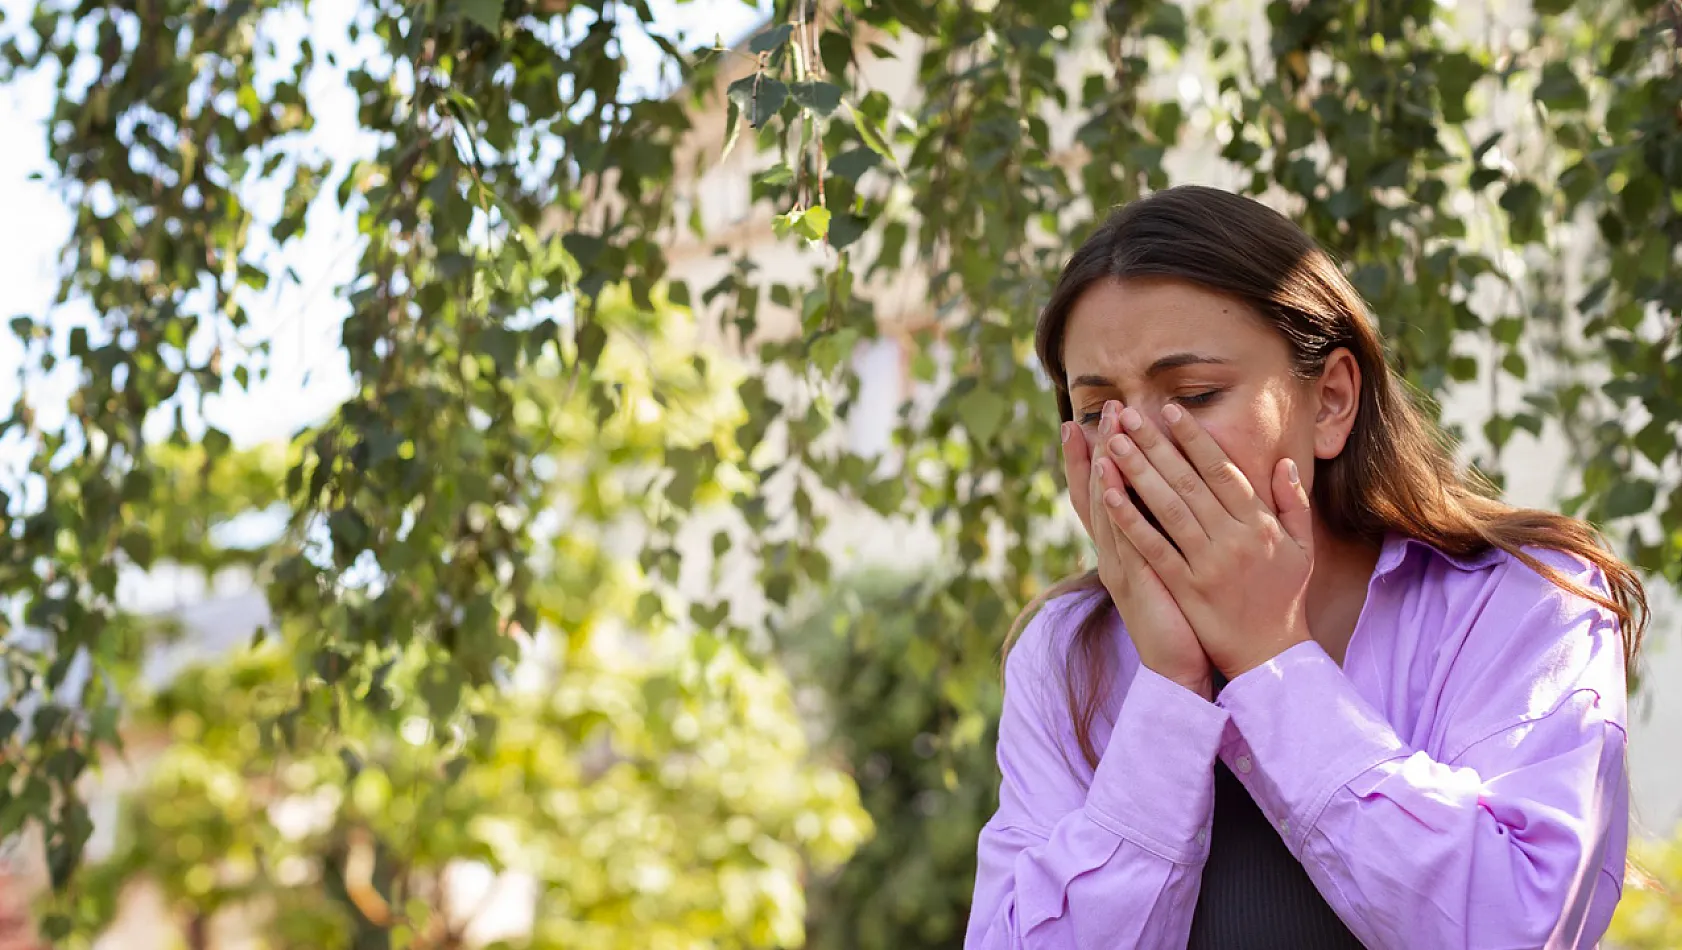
1196, 829, 1209, 848
1234, 754, 1253, 775
1279, 819, 1291, 837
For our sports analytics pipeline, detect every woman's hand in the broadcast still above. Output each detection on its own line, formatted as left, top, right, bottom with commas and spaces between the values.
1064, 400, 1213, 700
0, 874, 41, 950
1099, 402, 1314, 680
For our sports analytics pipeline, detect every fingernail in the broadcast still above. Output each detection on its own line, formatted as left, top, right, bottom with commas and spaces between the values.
1103, 400, 1119, 428
1111, 434, 1132, 456
1287, 458, 1300, 484
1104, 488, 1124, 508
1061, 422, 1073, 444
1120, 406, 1143, 431
1162, 403, 1183, 424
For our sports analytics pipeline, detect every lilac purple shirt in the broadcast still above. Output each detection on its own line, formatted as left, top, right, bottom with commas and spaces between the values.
967, 534, 1629, 949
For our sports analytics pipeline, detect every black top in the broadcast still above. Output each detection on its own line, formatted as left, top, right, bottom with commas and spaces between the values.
1186, 678, 1366, 949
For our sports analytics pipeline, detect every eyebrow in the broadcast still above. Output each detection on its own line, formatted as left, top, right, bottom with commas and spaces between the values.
1069, 353, 1232, 389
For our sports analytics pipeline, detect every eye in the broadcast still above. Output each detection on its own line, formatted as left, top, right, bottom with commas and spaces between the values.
1077, 409, 1102, 425
1175, 389, 1224, 408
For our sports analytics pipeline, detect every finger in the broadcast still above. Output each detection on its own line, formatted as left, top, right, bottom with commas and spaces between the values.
1160, 401, 1259, 518
1093, 455, 1164, 605
1272, 457, 1314, 554
1107, 426, 1209, 556
1062, 420, 1094, 539
1085, 400, 1122, 531
1089, 404, 1140, 569
1116, 404, 1231, 534
1101, 460, 1191, 584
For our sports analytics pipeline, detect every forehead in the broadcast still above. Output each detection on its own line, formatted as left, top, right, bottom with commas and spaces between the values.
1061, 277, 1278, 377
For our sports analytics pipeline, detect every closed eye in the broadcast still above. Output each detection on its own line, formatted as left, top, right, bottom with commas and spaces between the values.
1075, 389, 1223, 425
1176, 389, 1223, 408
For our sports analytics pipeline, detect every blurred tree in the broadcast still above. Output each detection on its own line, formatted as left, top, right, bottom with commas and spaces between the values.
782, 571, 1001, 950
51, 627, 865, 949
1609, 826, 1682, 948
0, 0, 1676, 942
39, 291, 869, 948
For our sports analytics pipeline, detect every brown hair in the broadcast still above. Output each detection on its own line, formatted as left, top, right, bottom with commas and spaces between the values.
1011, 185, 1648, 771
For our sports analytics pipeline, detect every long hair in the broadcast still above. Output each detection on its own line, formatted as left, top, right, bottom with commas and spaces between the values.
1011, 185, 1648, 771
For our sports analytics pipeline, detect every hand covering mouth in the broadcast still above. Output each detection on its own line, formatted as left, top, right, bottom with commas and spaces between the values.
1127, 486, 1182, 555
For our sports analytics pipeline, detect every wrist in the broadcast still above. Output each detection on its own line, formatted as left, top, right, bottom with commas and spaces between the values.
1168, 672, 1215, 702
1218, 632, 1312, 681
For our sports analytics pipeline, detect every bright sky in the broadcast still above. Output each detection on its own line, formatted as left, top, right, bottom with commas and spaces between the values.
0, 0, 768, 450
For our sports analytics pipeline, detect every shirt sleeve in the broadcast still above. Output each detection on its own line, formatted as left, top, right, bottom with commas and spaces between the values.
1214, 563, 1629, 950
965, 598, 1231, 949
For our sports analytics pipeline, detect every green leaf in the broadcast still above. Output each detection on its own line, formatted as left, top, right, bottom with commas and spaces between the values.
40, 914, 70, 942
844, 99, 895, 166
1604, 478, 1656, 518
720, 102, 743, 161
772, 208, 799, 239
459, 0, 501, 32
1490, 317, 1524, 345
727, 75, 788, 128
1535, 63, 1588, 111
1501, 351, 1527, 379
1577, 277, 1611, 314
795, 206, 831, 240
1472, 131, 1503, 163
575, 321, 607, 365
561, 232, 605, 268
791, 81, 842, 118
820, 29, 852, 77
957, 389, 1010, 443
328, 509, 369, 558
118, 529, 155, 568
829, 211, 868, 250
829, 147, 880, 182
1634, 419, 1673, 466
750, 23, 793, 54
1499, 181, 1545, 243
203, 426, 232, 457
1141, 3, 1188, 49
754, 164, 794, 188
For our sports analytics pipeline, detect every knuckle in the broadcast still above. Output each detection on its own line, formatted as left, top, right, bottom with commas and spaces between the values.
1160, 500, 1192, 526
1207, 463, 1243, 488
1114, 503, 1140, 529
1170, 469, 1203, 497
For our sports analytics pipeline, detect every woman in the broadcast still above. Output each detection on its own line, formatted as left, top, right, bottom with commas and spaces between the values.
965, 186, 1645, 949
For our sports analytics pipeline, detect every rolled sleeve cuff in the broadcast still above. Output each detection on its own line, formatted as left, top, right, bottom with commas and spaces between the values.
1216, 641, 1409, 855
1084, 664, 1230, 865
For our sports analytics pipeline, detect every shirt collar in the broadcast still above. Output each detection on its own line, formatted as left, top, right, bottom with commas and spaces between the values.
1373, 531, 1506, 579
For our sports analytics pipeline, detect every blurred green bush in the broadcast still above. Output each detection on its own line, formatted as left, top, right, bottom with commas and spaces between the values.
783, 571, 1001, 950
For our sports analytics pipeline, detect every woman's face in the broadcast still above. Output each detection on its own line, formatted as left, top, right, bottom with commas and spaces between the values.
1062, 277, 1351, 518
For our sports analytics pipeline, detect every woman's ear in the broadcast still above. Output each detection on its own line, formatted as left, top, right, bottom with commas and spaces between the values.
1313, 348, 1361, 460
